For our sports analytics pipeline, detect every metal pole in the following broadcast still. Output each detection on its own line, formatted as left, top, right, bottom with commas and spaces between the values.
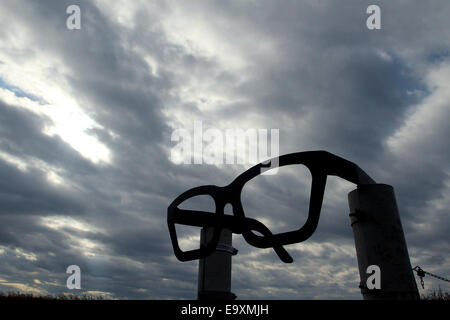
197, 227, 237, 300
348, 184, 420, 300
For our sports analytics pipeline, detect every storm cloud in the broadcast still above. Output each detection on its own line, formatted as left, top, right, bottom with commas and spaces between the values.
0, 0, 449, 299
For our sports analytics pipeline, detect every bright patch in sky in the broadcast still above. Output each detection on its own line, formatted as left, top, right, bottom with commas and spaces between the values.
40, 216, 103, 234
0, 87, 111, 164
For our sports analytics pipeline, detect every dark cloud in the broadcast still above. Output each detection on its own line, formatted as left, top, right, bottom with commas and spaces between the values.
0, 0, 449, 299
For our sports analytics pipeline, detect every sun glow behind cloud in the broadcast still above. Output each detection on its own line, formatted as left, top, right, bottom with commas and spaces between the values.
0, 21, 112, 165
0, 87, 111, 164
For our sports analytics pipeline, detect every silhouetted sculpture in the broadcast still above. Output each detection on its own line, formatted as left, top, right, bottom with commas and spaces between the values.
167, 150, 375, 263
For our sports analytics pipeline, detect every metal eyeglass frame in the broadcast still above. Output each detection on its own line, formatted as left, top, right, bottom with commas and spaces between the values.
167, 150, 375, 263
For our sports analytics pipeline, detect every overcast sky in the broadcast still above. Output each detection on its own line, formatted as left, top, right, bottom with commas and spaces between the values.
0, 0, 449, 299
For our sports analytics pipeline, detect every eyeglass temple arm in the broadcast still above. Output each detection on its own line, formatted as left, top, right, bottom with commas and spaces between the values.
231, 151, 375, 187
171, 208, 293, 263
320, 152, 376, 185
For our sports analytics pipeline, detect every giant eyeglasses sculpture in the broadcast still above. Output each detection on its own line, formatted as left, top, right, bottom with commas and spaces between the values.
167, 151, 375, 263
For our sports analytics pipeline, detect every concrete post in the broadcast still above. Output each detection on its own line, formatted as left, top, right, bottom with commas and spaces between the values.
197, 227, 237, 300
348, 184, 419, 300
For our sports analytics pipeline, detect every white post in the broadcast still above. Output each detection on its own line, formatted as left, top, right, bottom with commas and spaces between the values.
348, 184, 419, 300
197, 227, 237, 300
